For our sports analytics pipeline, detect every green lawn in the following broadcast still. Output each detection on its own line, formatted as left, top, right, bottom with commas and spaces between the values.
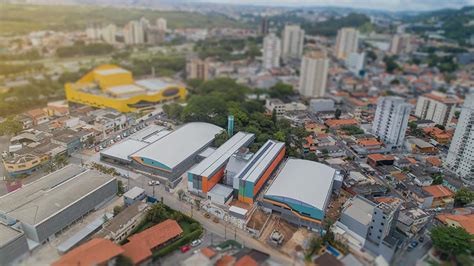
1, 4, 249, 35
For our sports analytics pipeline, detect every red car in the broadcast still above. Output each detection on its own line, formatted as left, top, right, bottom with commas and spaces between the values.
180, 245, 191, 253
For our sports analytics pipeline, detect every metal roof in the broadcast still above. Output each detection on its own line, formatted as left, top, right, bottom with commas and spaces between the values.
0, 223, 23, 247
237, 140, 285, 183
130, 125, 168, 143
101, 139, 149, 162
188, 132, 254, 177
0, 165, 116, 226
132, 123, 223, 169
124, 187, 145, 199
264, 159, 336, 211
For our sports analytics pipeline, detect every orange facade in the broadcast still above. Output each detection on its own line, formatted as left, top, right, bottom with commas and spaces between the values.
202, 166, 225, 193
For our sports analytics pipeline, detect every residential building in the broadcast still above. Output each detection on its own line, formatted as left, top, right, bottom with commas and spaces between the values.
334, 196, 400, 262
281, 24, 305, 60
345, 52, 365, 75
101, 24, 117, 44
123, 20, 145, 45
156, 17, 167, 32
53, 238, 124, 266
259, 17, 269, 36
102, 201, 149, 243
309, 98, 335, 113
446, 93, 474, 180
367, 154, 395, 168
414, 92, 459, 127
422, 185, 454, 208
262, 33, 281, 69
372, 96, 411, 148
25, 108, 49, 126
436, 212, 474, 234
298, 51, 329, 98
186, 58, 210, 80
265, 99, 307, 117
396, 208, 430, 236
335, 28, 359, 59
122, 219, 183, 265
389, 34, 412, 55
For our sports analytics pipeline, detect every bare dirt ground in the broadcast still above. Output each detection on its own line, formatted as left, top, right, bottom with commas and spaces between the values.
282, 228, 313, 257
247, 207, 270, 230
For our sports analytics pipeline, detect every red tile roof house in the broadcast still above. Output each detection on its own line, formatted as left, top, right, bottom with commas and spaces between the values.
53, 238, 124, 266
122, 219, 183, 265
422, 185, 455, 208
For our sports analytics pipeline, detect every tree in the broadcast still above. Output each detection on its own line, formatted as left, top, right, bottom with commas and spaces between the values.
113, 205, 124, 216
116, 255, 133, 266
335, 109, 342, 119
194, 199, 201, 210
163, 103, 184, 121
435, 124, 446, 131
0, 118, 23, 136
268, 82, 294, 100
430, 225, 474, 259
272, 109, 277, 125
432, 174, 443, 185
117, 180, 125, 196
454, 187, 474, 206
408, 121, 418, 131
147, 203, 168, 223
383, 56, 400, 73
214, 131, 229, 147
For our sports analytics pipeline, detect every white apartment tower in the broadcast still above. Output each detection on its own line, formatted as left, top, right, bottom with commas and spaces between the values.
281, 24, 305, 60
101, 24, 117, 44
298, 51, 329, 98
414, 92, 458, 127
262, 33, 281, 69
389, 34, 412, 55
335, 27, 359, 60
372, 96, 412, 148
124, 20, 145, 45
157, 18, 167, 32
446, 93, 474, 180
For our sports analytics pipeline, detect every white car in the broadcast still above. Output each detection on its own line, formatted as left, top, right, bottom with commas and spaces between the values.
191, 239, 202, 247
148, 180, 160, 186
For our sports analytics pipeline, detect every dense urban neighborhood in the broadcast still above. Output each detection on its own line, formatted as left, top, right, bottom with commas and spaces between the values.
0, 1, 474, 266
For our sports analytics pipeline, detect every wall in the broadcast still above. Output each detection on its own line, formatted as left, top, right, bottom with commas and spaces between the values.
32, 179, 117, 243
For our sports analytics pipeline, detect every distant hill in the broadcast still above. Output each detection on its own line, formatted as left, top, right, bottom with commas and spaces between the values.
0, 3, 248, 35
406, 6, 474, 45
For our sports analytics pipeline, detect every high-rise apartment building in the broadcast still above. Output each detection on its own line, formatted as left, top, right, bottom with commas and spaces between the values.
345, 52, 365, 75
335, 27, 359, 60
262, 33, 281, 69
389, 34, 412, 55
414, 92, 459, 127
446, 93, 474, 180
186, 58, 210, 80
101, 24, 117, 44
298, 51, 329, 98
259, 17, 269, 36
157, 18, 167, 32
281, 24, 305, 60
372, 96, 412, 148
123, 20, 145, 45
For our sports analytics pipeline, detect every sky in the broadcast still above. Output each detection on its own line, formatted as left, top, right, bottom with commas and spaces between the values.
196, 0, 474, 11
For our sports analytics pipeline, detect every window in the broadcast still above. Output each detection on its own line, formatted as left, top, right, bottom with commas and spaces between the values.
383, 216, 386, 219
379, 229, 382, 233
381, 223, 384, 226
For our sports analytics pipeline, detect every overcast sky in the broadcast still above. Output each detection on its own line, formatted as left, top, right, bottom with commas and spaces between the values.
195, 0, 474, 11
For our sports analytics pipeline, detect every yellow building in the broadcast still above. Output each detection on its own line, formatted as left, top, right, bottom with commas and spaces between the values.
65, 64, 187, 113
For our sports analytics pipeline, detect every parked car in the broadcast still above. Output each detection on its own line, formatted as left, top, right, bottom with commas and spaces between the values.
204, 213, 211, 219
180, 245, 191, 253
148, 180, 160, 186
191, 239, 202, 247
95, 146, 100, 152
